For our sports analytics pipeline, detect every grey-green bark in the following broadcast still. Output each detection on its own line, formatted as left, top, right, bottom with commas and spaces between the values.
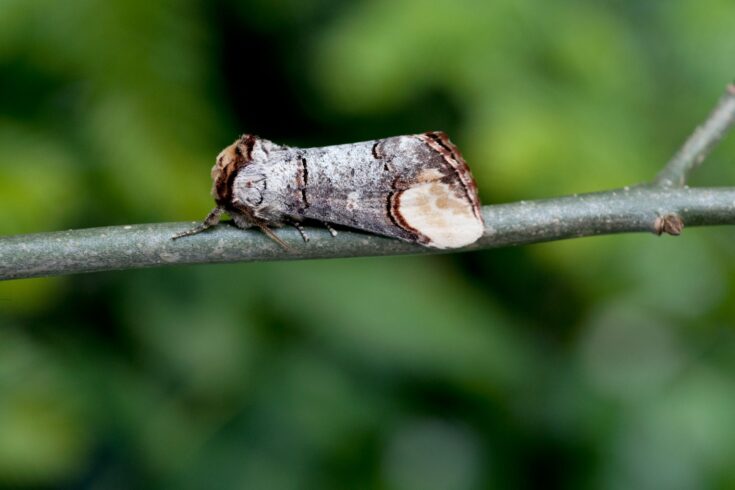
655, 83, 735, 187
2, 187, 735, 280
2, 82, 735, 281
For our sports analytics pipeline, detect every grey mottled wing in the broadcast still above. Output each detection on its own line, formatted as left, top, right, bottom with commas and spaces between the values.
294, 132, 483, 248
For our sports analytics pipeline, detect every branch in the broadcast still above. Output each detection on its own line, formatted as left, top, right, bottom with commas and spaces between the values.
2, 82, 735, 281
655, 82, 735, 187
2, 187, 735, 280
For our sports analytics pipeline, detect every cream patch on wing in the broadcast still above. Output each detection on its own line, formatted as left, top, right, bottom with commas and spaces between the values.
396, 182, 483, 248
416, 168, 445, 183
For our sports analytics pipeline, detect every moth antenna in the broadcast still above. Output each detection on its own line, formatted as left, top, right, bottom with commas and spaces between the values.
172, 207, 223, 240
257, 222, 291, 251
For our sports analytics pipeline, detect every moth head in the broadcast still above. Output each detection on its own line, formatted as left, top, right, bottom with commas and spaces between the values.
210, 135, 255, 206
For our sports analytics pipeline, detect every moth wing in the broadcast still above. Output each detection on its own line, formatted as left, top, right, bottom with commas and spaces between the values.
302, 132, 484, 248
302, 191, 420, 244
391, 131, 484, 248
391, 179, 484, 249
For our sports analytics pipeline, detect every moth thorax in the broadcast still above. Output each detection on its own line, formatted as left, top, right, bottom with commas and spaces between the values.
210, 136, 253, 205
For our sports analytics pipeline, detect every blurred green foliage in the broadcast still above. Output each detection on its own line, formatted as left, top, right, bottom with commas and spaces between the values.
2, 0, 735, 488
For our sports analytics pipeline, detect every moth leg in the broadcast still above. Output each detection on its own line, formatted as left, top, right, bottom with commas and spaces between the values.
255, 222, 290, 251
290, 221, 310, 243
322, 222, 338, 237
172, 207, 224, 240
232, 202, 291, 251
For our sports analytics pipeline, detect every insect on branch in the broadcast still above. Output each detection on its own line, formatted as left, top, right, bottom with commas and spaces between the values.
1, 82, 735, 280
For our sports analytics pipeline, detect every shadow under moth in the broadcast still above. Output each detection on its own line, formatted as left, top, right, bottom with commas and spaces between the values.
173, 131, 484, 249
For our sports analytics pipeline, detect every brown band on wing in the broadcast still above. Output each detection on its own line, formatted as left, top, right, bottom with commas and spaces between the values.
299, 156, 309, 210
242, 134, 255, 161
372, 140, 395, 172
386, 187, 430, 244
418, 131, 482, 220
213, 134, 256, 206
371, 140, 382, 159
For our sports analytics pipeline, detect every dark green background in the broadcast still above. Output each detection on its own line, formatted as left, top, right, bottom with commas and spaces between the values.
2, 0, 735, 488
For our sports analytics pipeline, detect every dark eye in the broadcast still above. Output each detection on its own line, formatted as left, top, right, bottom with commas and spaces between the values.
244, 188, 263, 206
235, 168, 267, 207
239, 176, 266, 206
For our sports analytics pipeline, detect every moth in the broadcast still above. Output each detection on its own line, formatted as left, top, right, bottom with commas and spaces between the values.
173, 131, 484, 249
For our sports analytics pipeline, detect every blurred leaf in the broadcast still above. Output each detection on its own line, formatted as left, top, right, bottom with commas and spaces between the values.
0, 328, 90, 485
0, 122, 82, 234
2, 0, 735, 487
382, 418, 483, 490
578, 302, 685, 401
261, 257, 535, 392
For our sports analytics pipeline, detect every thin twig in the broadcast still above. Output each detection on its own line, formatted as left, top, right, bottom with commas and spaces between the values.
655, 82, 735, 187
3, 83, 735, 280
2, 187, 735, 280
